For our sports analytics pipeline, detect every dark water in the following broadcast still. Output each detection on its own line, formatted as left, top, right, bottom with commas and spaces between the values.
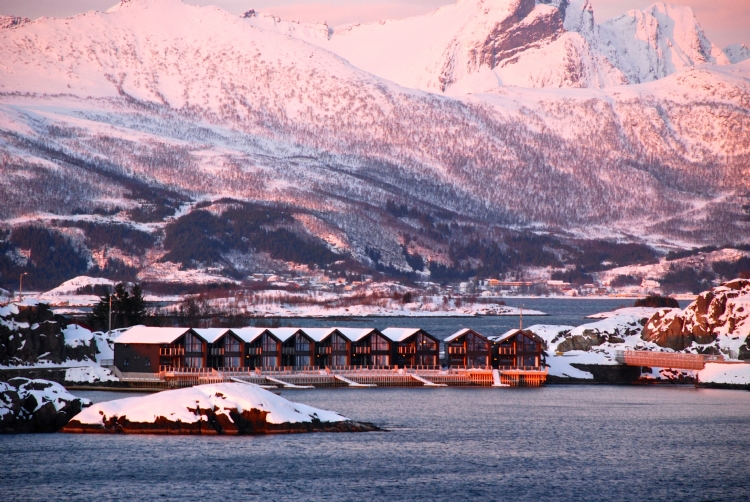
2, 386, 749, 501
270, 297, 691, 339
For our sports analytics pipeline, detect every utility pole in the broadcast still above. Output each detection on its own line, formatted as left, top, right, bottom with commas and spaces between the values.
19, 272, 27, 302
108, 294, 112, 336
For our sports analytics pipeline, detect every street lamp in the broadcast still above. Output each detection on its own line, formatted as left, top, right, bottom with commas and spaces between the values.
19, 272, 28, 302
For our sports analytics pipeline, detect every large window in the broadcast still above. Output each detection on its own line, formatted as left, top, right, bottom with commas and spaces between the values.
295, 334, 310, 352
295, 355, 310, 367
184, 333, 203, 353
262, 334, 277, 353
417, 354, 436, 366
184, 356, 203, 368
522, 355, 537, 368
416, 333, 437, 351
331, 355, 347, 366
372, 335, 389, 351
223, 356, 241, 368
469, 355, 488, 368
467, 333, 488, 352
331, 334, 347, 351
371, 354, 389, 366
225, 335, 240, 353
262, 355, 278, 368
516, 333, 537, 352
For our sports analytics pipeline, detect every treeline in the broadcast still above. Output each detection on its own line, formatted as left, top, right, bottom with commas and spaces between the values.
161, 201, 341, 271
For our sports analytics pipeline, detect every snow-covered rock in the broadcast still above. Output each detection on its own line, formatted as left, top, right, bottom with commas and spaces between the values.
598, 3, 730, 84
642, 279, 750, 355
0, 378, 91, 433
64, 366, 119, 384
64, 382, 379, 434
724, 43, 750, 64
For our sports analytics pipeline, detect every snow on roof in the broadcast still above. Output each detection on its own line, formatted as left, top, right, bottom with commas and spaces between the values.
267, 327, 308, 342
300, 327, 341, 342
193, 328, 233, 343
488, 329, 543, 344
488, 329, 522, 343
381, 328, 423, 342
444, 328, 486, 343
333, 328, 379, 342
115, 327, 195, 344
231, 327, 273, 343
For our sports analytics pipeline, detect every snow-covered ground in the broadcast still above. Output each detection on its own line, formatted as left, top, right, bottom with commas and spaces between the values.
71, 382, 346, 426
64, 366, 119, 383
698, 363, 750, 386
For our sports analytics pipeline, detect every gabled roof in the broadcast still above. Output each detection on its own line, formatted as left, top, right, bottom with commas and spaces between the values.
444, 328, 487, 343
232, 327, 277, 344
194, 328, 234, 343
268, 327, 310, 343
488, 329, 544, 344
302, 327, 347, 342
381, 328, 433, 342
334, 327, 381, 342
115, 327, 200, 344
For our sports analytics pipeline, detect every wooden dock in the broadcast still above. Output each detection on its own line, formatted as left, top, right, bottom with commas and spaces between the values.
131, 366, 550, 389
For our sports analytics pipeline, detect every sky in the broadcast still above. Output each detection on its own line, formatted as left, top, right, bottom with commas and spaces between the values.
0, 0, 747, 47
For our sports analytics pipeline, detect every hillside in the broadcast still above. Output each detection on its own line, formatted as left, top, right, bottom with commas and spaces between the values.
0, 0, 748, 290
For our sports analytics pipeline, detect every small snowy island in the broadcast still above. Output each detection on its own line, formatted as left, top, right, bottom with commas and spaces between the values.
63, 382, 380, 435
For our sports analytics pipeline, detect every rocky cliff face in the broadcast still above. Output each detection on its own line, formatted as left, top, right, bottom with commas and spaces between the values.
0, 378, 91, 433
642, 279, 750, 355
0, 302, 97, 366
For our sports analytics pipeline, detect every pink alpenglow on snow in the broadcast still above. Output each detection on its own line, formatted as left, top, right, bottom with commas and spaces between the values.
63, 382, 381, 434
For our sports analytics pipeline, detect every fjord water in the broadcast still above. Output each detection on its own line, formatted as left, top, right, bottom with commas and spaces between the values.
3, 386, 749, 501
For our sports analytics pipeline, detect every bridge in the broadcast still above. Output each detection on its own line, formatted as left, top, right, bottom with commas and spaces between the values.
615, 350, 724, 370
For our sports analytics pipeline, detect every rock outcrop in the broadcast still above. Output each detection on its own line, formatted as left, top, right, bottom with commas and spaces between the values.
0, 378, 91, 433
63, 382, 381, 435
0, 301, 97, 366
642, 279, 750, 354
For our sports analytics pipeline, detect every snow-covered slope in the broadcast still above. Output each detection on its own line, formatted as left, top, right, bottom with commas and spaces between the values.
598, 3, 730, 84
0, 0, 748, 268
245, 0, 741, 93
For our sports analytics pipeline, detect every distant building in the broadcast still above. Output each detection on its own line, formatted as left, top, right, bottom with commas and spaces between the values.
114, 327, 208, 374
444, 328, 490, 368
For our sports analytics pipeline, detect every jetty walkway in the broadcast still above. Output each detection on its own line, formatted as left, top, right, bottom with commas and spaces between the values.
114, 366, 548, 389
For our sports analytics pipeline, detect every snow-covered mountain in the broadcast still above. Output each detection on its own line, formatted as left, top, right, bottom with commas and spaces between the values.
0, 0, 748, 287
244, 0, 740, 93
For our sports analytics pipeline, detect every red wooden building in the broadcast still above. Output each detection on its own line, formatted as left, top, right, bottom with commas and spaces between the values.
381, 328, 440, 368
114, 327, 207, 373
444, 328, 491, 368
488, 329, 546, 369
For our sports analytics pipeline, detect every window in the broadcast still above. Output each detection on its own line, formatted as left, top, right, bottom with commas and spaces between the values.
331, 355, 347, 367
225, 335, 240, 353
223, 356, 241, 368
416, 333, 437, 351
469, 355, 487, 368
371, 354, 389, 366
184, 333, 203, 353
295, 355, 310, 367
295, 334, 310, 352
331, 334, 347, 351
184, 357, 203, 368
467, 333, 488, 352
262, 334, 277, 353
523, 355, 537, 368
372, 335, 389, 351
417, 354, 436, 366
262, 355, 278, 368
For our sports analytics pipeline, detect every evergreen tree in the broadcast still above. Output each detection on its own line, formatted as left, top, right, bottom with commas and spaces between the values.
86, 283, 146, 331
87, 291, 112, 332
